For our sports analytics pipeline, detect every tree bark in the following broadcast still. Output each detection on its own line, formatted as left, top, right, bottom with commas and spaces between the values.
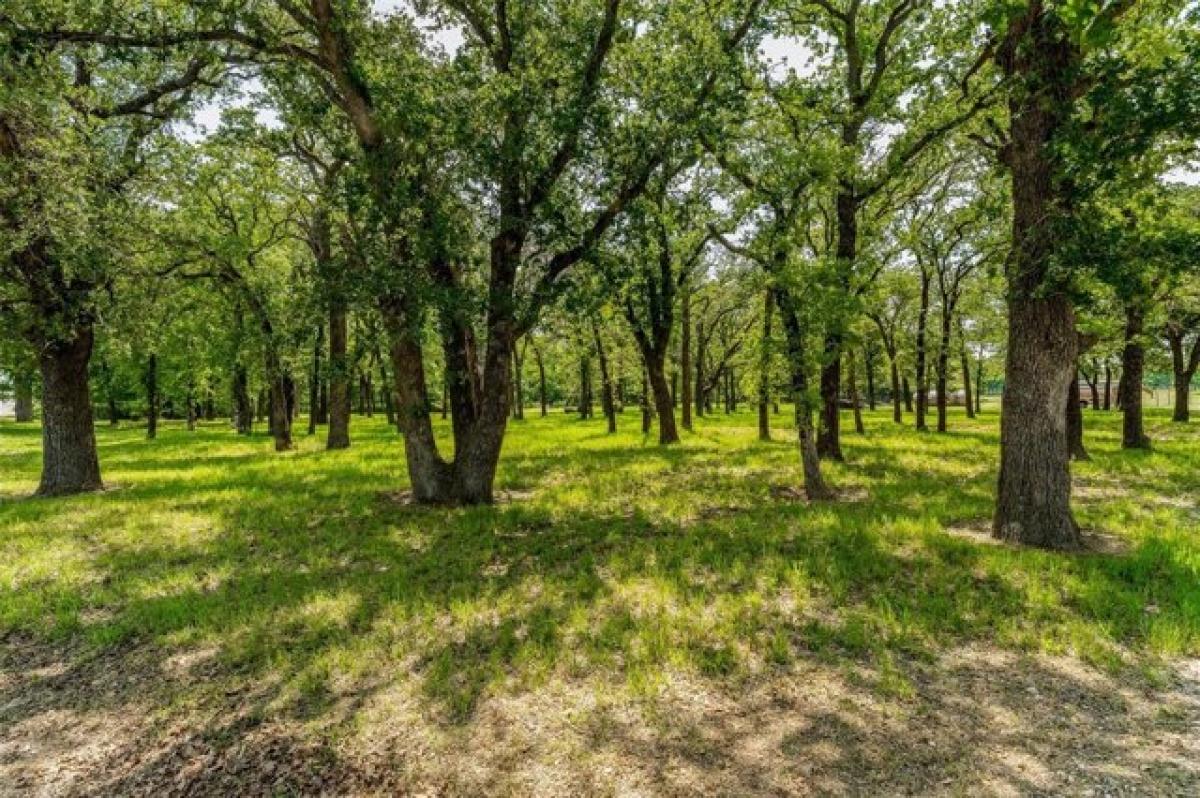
848, 348, 865, 434
534, 344, 548, 417
233, 364, 252, 435
1166, 324, 1199, 422
758, 289, 773, 441
14, 368, 34, 422
145, 352, 159, 440
327, 304, 351, 450
1067, 366, 1088, 461
992, 11, 1082, 549
1120, 302, 1150, 449
915, 267, 931, 432
681, 285, 693, 431
36, 325, 103, 496
959, 322, 975, 419
864, 343, 877, 411
776, 291, 832, 500
309, 323, 323, 435
817, 333, 843, 459
935, 299, 954, 433
592, 322, 617, 434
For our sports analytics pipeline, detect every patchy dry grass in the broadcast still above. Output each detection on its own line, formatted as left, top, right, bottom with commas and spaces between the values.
1, 406, 1199, 795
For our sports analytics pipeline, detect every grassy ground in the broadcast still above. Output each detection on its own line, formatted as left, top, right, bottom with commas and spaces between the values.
1, 406, 1198, 796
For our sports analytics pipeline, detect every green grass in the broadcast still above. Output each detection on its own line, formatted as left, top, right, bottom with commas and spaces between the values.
1, 405, 1198, 721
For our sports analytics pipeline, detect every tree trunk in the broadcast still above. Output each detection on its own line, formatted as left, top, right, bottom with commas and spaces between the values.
915, 270, 931, 432
512, 344, 525, 421
268, 370, 293, 452
1120, 302, 1150, 449
935, 301, 952, 433
758, 289, 773, 441
817, 333, 843, 459
992, 14, 1082, 549
309, 323, 323, 435
848, 348, 864, 434
1103, 362, 1112, 411
640, 368, 653, 435
36, 325, 103, 496
776, 292, 832, 500
14, 368, 34, 422
534, 345, 548, 417
647, 354, 678, 444
1067, 366, 1088, 461
186, 385, 197, 432
592, 323, 617, 434
1167, 328, 1199, 423
902, 375, 913, 412
864, 344, 877, 411
694, 319, 705, 419
327, 305, 351, 450
888, 349, 902, 423
959, 322, 975, 420
380, 359, 395, 427
233, 364, 252, 435
681, 285, 693, 431
145, 352, 159, 440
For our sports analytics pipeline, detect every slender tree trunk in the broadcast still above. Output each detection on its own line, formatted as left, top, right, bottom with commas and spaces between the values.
887, 348, 902, 423
144, 352, 159, 440
512, 344, 525, 421
817, 333, 843, 459
309, 323, 323, 435
1103, 362, 1112, 411
1120, 302, 1150, 449
327, 304, 351, 450
380, 359, 395, 427
579, 355, 592, 419
960, 321, 975, 420
640, 368, 653, 435
915, 270, 931, 432
681, 286, 693, 431
233, 364, 252, 435
1167, 329, 1198, 423
14, 368, 34, 422
848, 348, 865, 434
936, 303, 952, 433
864, 344, 877, 411
1067, 366, 1088, 460
534, 345, 548, 417
36, 325, 103, 496
758, 289, 773, 441
776, 292, 832, 500
592, 323, 616, 434
694, 319, 705, 419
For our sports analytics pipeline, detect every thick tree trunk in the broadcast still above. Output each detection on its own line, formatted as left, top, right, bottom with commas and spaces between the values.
14, 368, 34, 422
992, 15, 1081, 549
327, 305, 351, 450
36, 326, 103, 496
145, 352, 159, 440
681, 286, 693, 431
1120, 302, 1150, 449
647, 355, 678, 444
268, 371, 293, 452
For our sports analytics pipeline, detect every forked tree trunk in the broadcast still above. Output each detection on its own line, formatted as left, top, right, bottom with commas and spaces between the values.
14, 368, 34, 422
36, 325, 103, 496
327, 305, 351, 450
1120, 302, 1150, 449
1166, 326, 1199, 423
